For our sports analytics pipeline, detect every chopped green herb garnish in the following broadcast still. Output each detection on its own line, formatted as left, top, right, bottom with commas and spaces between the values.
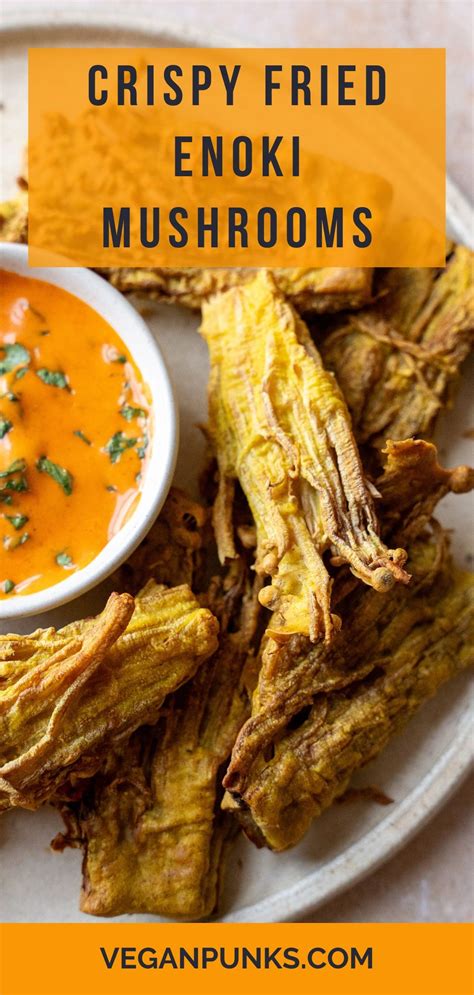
37, 368, 69, 389
36, 456, 73, 495
112, 354, 127, 364
106, 484, 118, 492
0, 415, 12, 439
5, 513, 29, 530
56, 550, 73, 568
0, 392, 20, 402
0, 476, 27, 494
0, 459, 26, 478
3, 531, 30, 550
14, 367, 29, 382
0, 343, 30, 375
120, 404, 147, 422
74, 429, 91, 446
2, 579, 14, 594
0, 494, 13, 505
0, 459, 28, 497
104, 431, 137, 464
137, 433, 149, 460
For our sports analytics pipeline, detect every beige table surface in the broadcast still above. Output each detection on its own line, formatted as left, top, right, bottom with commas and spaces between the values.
3, 0, 473, 924
164, 0, 474, 203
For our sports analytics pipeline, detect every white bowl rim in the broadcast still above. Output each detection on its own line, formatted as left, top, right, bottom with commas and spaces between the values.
0, 242, 178, 619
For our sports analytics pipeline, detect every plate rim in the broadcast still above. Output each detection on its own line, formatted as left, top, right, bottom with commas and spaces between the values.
220, 698, 473, 922
1, 3, 473, 923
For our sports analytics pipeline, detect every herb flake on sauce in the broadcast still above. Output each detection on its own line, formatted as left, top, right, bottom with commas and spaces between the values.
120, 404, 147, 422
5, 513, 29, 530
3, 531, 30, 551
0, 459, 26, 477
14, 367, 29, 382
36, 456, 74, 495
0, 342, 30, 375
56, 550, 73, 568
137, 433, 149, 460
36, 368, 70, 390
74, 429, 91, 446
0, 415, 13, 439
104, 431, 138, 464
0, 459, 28, 497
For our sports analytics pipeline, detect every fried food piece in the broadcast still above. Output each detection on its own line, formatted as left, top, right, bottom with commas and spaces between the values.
200, 269, 408, 643
0, 582, 218, 811
55, 487, 260, 919
223, 538, 473, 850
223, 439, 473, 819
0, 193, 28, 243
319, 246, 474, 455
59, 563, 261, 919
114, 486, 207, 592
377, 438, 474, 543
105, 265, 373, 314
0, 193, 372, 314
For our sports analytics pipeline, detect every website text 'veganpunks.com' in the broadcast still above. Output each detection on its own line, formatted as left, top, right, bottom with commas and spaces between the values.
99, 944, 373, 972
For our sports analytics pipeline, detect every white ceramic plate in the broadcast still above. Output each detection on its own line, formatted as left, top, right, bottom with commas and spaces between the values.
0, 3, 473, 924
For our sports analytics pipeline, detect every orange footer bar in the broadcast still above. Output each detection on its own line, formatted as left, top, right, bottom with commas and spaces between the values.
1, 922, 472, 995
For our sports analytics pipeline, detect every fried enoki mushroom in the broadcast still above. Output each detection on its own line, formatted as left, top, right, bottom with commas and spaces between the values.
223, 535, 474, 851
200, 269, 408, 643
114, 486, 208, 592
376, 438, 474, 543
104, 265, 373, 315
223, 439, 474, 824
318, 246, 474, 459
55, 488, 261, 920
0, 582, 218, 812
0, 193, 28, 243
0, 192, 372, 315
58, 562, 262, 919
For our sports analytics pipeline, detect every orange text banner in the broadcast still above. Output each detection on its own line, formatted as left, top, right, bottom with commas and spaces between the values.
1, 923, 472, 995
28, 48, 445, 268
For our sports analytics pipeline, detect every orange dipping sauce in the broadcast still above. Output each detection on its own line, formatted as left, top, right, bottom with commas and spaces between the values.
0, 270, 151, 598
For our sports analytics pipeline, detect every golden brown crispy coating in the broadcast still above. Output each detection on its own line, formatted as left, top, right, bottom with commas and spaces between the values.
55, 488, 260, 919
318, 246, 474, 455
0, 193, 28, 243
0, 582, 218, 811
223, 538, 474, 850
104, 265, 373, 314
223, 439, 474, 834
377, 439, 474, 544
59, 565, 261, 919
0, 193, 372, 315
114, 486, 207, 593
200, 270, 408, 643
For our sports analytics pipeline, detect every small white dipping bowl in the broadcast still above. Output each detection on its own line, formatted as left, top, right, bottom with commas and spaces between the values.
0, 243, 178, 619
